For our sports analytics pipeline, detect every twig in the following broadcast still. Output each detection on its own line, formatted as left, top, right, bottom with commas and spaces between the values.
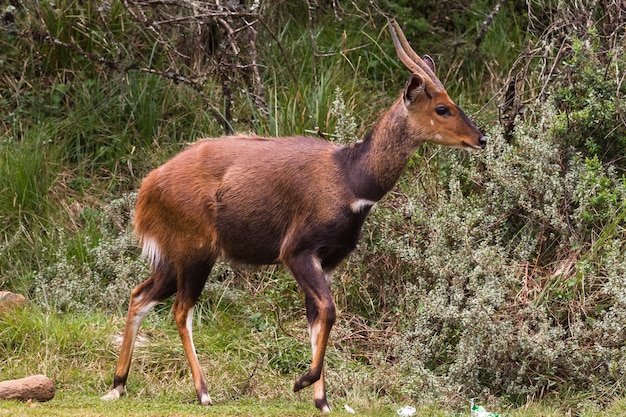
501, 75, 517, 141
154, 11, 259, 25
475, 0, 505, 50
121, 0, 183, 62
274, 307, 295, 339
305, 0, 319, 86
314, 43, 370, 57
216, 17, 239, 55
256, 17, 297, 85
122, 0, 156, 32
246, 19, 264, 105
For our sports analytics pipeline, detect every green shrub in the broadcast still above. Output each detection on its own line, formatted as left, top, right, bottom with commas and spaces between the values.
551, 36, 626, 170
33, 192, 148, 314
384, 101, 626, 405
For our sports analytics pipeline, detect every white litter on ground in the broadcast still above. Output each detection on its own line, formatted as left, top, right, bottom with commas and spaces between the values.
397, 405, 417, 416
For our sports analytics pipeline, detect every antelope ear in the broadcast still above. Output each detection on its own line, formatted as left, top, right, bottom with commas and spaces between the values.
404, 73, 425, 106
422, 55, 436, 73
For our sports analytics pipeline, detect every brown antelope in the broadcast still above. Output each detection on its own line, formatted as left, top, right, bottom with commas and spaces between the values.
101, 21, 485, 412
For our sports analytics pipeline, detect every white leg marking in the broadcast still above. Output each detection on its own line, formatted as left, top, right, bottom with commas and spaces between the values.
200, 393, 211, 406
312, 257, 335, 287
324, 270, 334, 287
312, 256, 323, 274
184, 307, 212, 406
309, 322, 329, 410
309, 322, 321, 356
101, 300, 158, 402
133, 300, 159, 327
185, 306, 197, 357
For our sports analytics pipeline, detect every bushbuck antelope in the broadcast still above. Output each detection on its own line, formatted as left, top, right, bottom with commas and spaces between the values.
102, 21, 485, 411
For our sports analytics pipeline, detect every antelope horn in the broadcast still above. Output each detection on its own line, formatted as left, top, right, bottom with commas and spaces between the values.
388, 20, 422, 76
388, 20, 444, 89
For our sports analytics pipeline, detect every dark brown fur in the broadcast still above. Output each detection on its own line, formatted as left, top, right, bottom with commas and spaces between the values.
102, 22, 485, 412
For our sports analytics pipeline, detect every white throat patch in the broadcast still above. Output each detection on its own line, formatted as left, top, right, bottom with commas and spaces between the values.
350, 199, 376, 213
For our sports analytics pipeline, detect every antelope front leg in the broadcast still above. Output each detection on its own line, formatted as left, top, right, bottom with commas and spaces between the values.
286, 255, 336, 412
301, 296, 332, 411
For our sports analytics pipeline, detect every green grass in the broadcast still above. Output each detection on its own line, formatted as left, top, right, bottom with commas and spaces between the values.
0, 396, 393, 417
0, 128, 57, 227
3, 306, 626, 417
0, 306, 399, 416
0, 395, 386, 417
2, 385, 626, 417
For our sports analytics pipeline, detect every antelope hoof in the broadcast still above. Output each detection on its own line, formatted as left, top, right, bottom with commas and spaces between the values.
292, 370, 320, 392
101, 388, 122, 401
198, 392, 212, 406
315, 398, 331, 412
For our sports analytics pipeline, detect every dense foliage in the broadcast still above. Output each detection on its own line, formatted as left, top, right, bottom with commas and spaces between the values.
1, 0, 624, 411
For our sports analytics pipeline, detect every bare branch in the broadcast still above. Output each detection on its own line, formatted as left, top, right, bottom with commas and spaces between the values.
475, 0, 505, 50
24, 20, 233, 133
256, 17, 298, 85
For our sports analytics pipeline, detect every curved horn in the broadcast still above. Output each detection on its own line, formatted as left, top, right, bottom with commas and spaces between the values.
388, 20, 444, 89
388, 20, 423, 76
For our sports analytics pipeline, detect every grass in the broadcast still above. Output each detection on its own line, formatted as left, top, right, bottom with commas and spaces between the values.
0, 305, 398, 416
2, 401, 626, 417
0, 396, 393, 417
2, 381, 626, 417
2, 1, 626, 415
3, 306, 626, 417
0, 395, 379, 417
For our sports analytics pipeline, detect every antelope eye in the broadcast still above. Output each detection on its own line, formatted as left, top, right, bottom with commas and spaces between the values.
435, 105, 450, 116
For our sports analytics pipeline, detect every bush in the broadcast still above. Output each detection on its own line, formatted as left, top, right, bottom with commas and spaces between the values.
384, 100, 626, 404
33, 192, 148, 314
551, 36, 626, 171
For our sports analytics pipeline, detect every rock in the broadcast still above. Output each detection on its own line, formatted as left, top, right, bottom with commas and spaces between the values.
0, 375, 55, 402
0, 291, 27, 314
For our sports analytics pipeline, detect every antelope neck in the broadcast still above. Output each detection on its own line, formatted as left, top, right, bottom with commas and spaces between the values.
339, 99, 418, 202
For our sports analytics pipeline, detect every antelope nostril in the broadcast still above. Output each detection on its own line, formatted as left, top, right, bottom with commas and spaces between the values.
478, 135, 487, 149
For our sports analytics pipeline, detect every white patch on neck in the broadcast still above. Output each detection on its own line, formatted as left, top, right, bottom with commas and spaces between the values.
324, 271, 333, 286
312, 256, 323, 274
350, 199, 376, 213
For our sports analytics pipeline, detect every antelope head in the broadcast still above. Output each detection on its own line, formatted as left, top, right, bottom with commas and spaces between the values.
389, 20, 486, 151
